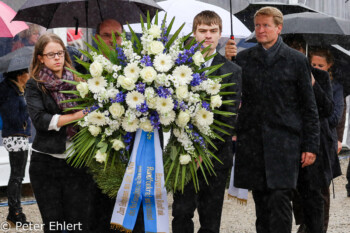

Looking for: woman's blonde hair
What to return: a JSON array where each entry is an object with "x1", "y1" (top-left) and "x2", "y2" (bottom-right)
[{"x1": 30, "y1": 33, "x2": 79, "y2": 83}]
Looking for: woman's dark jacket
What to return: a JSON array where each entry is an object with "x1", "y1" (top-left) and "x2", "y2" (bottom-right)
[
  {"x1": 300, "y1": 67, "x2": 334, "y2": 189},
  {"x1": 25, "y1": 78, "x2": 67, "y2": 154},
  {"x1": 0, "y1": 79, "x2": 31, "y2": 137},
  {"x1": 328, "y1": 79, "x2": 343, "y2": 179}
]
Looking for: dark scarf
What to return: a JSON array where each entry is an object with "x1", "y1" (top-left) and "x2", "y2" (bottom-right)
[
  {"x1": 259, "y1": 36, "x2": 283, "y2": 66},
  {"x1": 39, "y1": 66, "x2": 78, "y2": 139}
]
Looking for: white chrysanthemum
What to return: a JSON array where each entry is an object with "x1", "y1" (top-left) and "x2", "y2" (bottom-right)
[
  {"x1": 159, "y1": 110, "x2": 176, "y2": 126},
  {"x1": 154, "y1": 54, "x2": 173, "y2": 72},
  {"x1": 207, "y1": 82, "x2": 221, "y2": 95},
  {"x1": 156, "y1": 97, "x2": 174, "y2": 114},
  {"x1": 145, "y1": 87, "x2": 155, "y2": 99},
  {"x1": 106, "y1": 87, "x2": 119, "y2": 99},
  {"x1": 148, "y1": 24, "x2": 162, "y2": 38},
  {"x1": 122, "y1": 118, "x2": 139, "y2": 132},
  {"x1": 124, "y1": 63, "x2": 140, "y2": 81},
  {"x1": 76, "y1": 82, "x2": 89, "y2": 98},
  {"x1": 88, "y1": 125, "x2": 101, "y2": 136},
  {"x1": 95, "y1": 150, "x2": 107, "y2": 163},
  {"x1": 87, "y1": 111, "x2": 106, "y2": 126},
  {"x1": 140, "y1": 120, "x2": 153, "y2": 132},
  {"x1": 87, "y1": 76, "x2": 107, "y2": 94},
  {"x1": 126, "y1": 91, "x2": 145, "y2": 109},
  {"x1": 109, "y1": 103, "x2": 125, "y2": 118},
  {"x1": 89, "y1": 61, "x2": 103, "y2": 78},
  {"x1": 195, "y1": 108, "x2": 214, "y2": 126},
  {"x1": 179, "y1": 154, "x2": 191, "y2": 165},
  {"x1": 140, "y1": 66, "x2": 157, "y2": 83},
  {"x1": 111, "y1": 139, "x2": 125, "y2": 151},
  {"x1": 173, "y1": 65, "x2": 193, "y2": 86},
  {"x1": 210, "y1": 95, "x2": 222, "y2": 109}
]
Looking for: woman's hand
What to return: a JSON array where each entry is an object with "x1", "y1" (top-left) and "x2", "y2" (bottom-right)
[{"x1": 57, "y1": 110, "x2": 86, "y2": 127}]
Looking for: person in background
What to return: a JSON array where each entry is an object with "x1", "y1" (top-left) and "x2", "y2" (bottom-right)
[
  {"x1": 95, "y1": 19, "x2": 123, "y2": 48},
  {"x1": 0, "y1": 58, "x2": 31, "y2": 226},
  {"x1": 25, "y1": 33, "x2": 90, "y2": 232},
  {"x1": 309, "y1": 48, "x2": 343, "y2": 233},
  {"x1": 12, "y1": 24, "x2": 41, "y2": 51}
]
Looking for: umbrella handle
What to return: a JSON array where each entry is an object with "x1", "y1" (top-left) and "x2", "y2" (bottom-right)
[{"x1": 231, "y1": 35, "x2": 235, "y2": 40}]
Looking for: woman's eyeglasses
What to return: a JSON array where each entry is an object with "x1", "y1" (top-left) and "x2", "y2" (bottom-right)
[{"x1": 42, "y1": 50, "x2": 65, "y2": 59}]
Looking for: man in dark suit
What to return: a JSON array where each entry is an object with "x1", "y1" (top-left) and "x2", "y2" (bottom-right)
[
  {"x1": 172, "y1": 10, "x2": 242, "y2": 233},
  {"x1": 232, "y1": 7, "x2": 320, "y2": 233}
]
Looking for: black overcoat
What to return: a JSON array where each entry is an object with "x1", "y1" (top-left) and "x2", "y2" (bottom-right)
[{"x1": 234, "y1": 41, "x2": 320, "y2": 190}]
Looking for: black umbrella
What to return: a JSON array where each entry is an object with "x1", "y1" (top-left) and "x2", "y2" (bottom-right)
[
  {"x1": 13, "y1": 0, "x2": 163, "y2": 29},
  {"x1": 0, "y1": 46, "x2": 34, "y2": 73},
  {"x1": 282, "y1": 12, "x2": 350, "y2": 48},
  {"x1": 234, "y1": 1, "x2": 316, "y2": 31},
  {"x1": 330, "y1": 45, "x2": 350, "y2": 97},
  {"x1": 246, "y1": 12, "x2": 350, "y2": 49}
]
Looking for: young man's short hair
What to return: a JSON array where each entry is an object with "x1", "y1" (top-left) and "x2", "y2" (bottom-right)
[
  {"x1": 192, "y1": 10, "x2": 222, "y2": 33},
  {"x1": 254, "y1": 7, "x2": 283, "y2": 26}
]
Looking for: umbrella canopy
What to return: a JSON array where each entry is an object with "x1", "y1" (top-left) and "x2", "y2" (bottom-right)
[
  {"x1": 234, "y1": 1, "x2": 316, "y2": 31},
  {"x1": 330, "y1": 45, "x2": 350, "y2": 97},
  {"x1": 0, "y1": 46, "x2": 34, "y2": 73},
  {"x1": 13, "y1": 0, "x2": 163, "y2": 29},
  {"x1": 282, "y1": 12, "x2": 350, "y2": 47},
  {"x1": 0, "y1": 1, "x2": 28, "y2": 37},
  {"x1": 126, "y1": 0, "x2": 251, "y2": 38}
]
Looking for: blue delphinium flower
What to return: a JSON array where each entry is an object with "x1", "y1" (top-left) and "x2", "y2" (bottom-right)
[
  {"x1": 150, "y1": 111, "x2": 160, "y2": 129},
  {"x1": 140, "y1": 55, "x2": 153, "y2": 67},
  {"x1": 190, "y1": 73, "x2": 202, "y2": 87},
  {"x1": 84, "y1": 103, "x2": 99, "y2": 114},
  {"x1": 123, "y1": 133, "x2": 134, "y2": 151},
  {"x1": 173, "y1": 100, "x2": 179, "y2": 110},
  {"x1": 157, "y1": 86, "x2": 172, "y2": 98},
  {"x1": 136, "y1": 101, "x2": 149, "y2": 113},
  {"x1": 110, "y1": 91, "x2": 126, "y2": 103},
  {"x1": 179, "y1": 101, "x2": 188, "y2": 111},
  {"x1": 115, "y1": 46, "x2": 127, "y2": 66},
  {"x1": 202, "y1": 101, "x2": 210, "y2": 110},
  {"x1": 135, "y1": 82, "x2": 146, "y2": 94}
]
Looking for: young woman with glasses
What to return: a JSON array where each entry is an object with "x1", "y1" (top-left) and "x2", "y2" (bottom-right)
[{"x1": 25, "y1": 33, "x2": 91, "y2": 232}]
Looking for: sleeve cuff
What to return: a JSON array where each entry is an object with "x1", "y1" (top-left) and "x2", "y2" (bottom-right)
[{"x1": 48, "y1": 114, "x2": 61, "y2": 131}]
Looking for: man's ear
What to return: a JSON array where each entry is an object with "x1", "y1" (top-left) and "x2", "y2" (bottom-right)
[{"x1": 277, "y1": 24, "x2": 283, "y2": 35}]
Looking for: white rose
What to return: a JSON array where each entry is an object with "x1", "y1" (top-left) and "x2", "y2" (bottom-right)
[
  {"x1": 111, "y1": 139, "x2": 125, "y2": 151},
  {"x1": 89, "y1": 61, "x2": 103, "y2": 78},
  {"x1": 109, "y1": 103, "x2": 125, "y2": 118},
  {"x1": 176, "y1": 86, "x2": 189, "y2": 100},
  {"x1": 147, "y1": 97, "x2": 157, "y2": 109},
  {"x1": 88, "y1": 125, "x2": 101, "y2": 136},
  {"x1": 176, "y1": 111, "x2": 190, "y2": 127},
  {"x1": 210, "y1": 95, "x2": 222, "y2": 109},
  {"x1": 148, "y1": 25, "x2": 162, "y2": 38},
  {"x1": 179, "y1": 154, "x2": 191, "y2": 165},
  {"x1": 118, "y1": 75, "x2": 136, "y2": 91},
  {"x1": 192, "y1": 51, "x2": 205, "y2": 67},
  {"x1": 95, "y1": 150, "x2": 107, "y2": 163},
  {"x1": 140, "y1": 120, "x2": 153, "y2": 132},
  {"x1": 76, "y1": 82, "x2": 89, "y2": 98},
  {"x1": 148, "y1": 41, "x2": 164, "y2": 55},
  {"x1": 140, "y1": 67, "x2": 157, "y2": 83}
]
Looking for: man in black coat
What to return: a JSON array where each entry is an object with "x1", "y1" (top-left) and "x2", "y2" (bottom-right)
[
  {"x1": 172, "y1": 11, "x2": 242, "y2": 233},
  {"x1": 234, "y1": 7, "x2": 320, "y2": 233}
]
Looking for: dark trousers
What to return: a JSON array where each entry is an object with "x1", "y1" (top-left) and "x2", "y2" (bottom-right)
[
  {"x1": 293, "y1": 188, "x2": 324, "y2": 233},
  {"x1": 172, "y1": 169, "x2": 229, "y2": 233},
  {"x1": 7, "y1": 150, "x2": 28, "y2": 214},
  {"x1": 30, "y1": 151, "x2": 92, "y2": 232},
  {"x1": 320, "y1": 186, "x2": 330, "y2": 233},
  {"x1": 346, "y1": 158, "x2": 350, "y2": 193},
  {"x1": 252, "y1": 189, "x2": 293, "y2": 233}
]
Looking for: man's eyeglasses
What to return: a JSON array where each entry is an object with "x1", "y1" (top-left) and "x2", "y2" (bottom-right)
[{"x1": 42, "y1": 50, "x2": 65, "y2": 59}]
